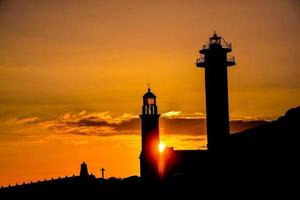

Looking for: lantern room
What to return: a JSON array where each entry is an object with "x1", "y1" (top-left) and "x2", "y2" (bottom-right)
[{"x1": 142, "y1": 88, "x2": 158, "y2": 115}]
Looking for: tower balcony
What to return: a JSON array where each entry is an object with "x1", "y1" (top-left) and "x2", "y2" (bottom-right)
[
  {"x1": 227, "y1": 55, "x2": 236, "y2": 66},
  {"x1": 196, "y1": 56, "x2": 205, "y2": 67},
  {"x1": 200, "y1": 41, "x2": 232, "y2": 54},
  {"x1": 196, "y1": 55, "x2": 236, "y2": 67}
]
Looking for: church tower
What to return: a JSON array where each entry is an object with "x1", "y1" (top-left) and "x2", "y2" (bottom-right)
[
  {"x1": 196, "y1": 32, "x2": 236, "y2": 152},
  {"x1": 139, "y1": 88, "x2": 160, "y2": 180}
]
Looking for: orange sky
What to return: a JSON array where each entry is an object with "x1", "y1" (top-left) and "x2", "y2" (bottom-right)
[{"x1": 0, "y1": 0, "x2": 300, "y2": 186}]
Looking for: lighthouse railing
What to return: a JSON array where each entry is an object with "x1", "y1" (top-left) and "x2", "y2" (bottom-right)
[
  {"x1": 201, "y1": 41, "x2": 232, "y2": 50},
  {"x1": 196, "y1": 55, "x2": 235, "y2": 63},
  {"x1": 196, "y1": 56, "x2": 205, "y2": 64},
  {"x1": 227, "y1": 55, "x2": 235, "y2": 63}
]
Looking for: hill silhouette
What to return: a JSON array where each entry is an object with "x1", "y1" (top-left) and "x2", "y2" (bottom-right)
[
  {"x1": 0, "y1": 106, "x2": 299, "y2": 198},
  {"x1": 226, "y1": 106, "x2": 300, "y2": 194},
  {"x1": 232, "y1": 106, "x2": 300, "y2": 145},
  {"x1": 229, "y1": 105, "x2": 299, "y2": 175}
]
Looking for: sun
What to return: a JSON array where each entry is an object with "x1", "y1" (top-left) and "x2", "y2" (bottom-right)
[{"x1": 159, "y1": 143, "x2": 166, "y2": 153}]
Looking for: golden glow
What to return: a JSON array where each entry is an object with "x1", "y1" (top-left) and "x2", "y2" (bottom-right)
[
  {"x1": 159, "y1": 143, "x2": 166, "y2": 153},
  {"x1": 0, "y1": 0, "x2": 299, "y2": 186}
]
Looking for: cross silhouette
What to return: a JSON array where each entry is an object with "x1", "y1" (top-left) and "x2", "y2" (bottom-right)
[{"x1": 101, "y1": 168, "x2": 105, "y2": 179}]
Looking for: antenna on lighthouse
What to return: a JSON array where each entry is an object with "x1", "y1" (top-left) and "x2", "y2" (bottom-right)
[{"x1": 147, "y1": 82, "x2": 151, "y2": 91}]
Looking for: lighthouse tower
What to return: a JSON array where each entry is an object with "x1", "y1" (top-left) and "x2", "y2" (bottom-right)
[
  {"x1": 196, "y1": 32, "x2": 236, "y2": 152},
  {"x1": 139, "y1": 88, "x2": 160, "y2": 180}
]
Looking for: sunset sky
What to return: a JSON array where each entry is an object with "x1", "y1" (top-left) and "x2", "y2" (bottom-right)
[{"x1": 0, "y1": 0, "x2": 300, "y2": 186}]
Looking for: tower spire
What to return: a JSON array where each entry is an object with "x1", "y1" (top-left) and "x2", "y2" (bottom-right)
[{"x1": 147, "y1": 83, "x2": 151, "y2": 92}]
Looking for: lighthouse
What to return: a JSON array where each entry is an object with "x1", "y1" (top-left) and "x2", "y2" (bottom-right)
[
  {"x1": 196, "y1": 32, "x2": 236, "y2": 152},
  {"x1": 139, "y1": 88, "x2": 160, "y2": 180}
]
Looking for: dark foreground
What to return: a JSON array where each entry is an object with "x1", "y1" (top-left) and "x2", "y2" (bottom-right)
[{"x1": 1, "y1": 106, "x2": 299, "y2": 198}]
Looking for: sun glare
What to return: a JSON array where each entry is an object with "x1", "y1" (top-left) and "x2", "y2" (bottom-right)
[{"x1": 159, "y1": 143, "x2": 166, "y2": 153}]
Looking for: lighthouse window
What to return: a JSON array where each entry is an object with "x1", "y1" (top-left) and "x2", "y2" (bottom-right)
[{"x1": 147, "y1": 98, "x2": 154, "y2": 105}]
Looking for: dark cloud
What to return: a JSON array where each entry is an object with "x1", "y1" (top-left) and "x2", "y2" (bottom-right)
[
  {"x1": 7, "y1": 111, "x2": 267, "y2": 137},
  {"x1": 114, "y1": 119, "x2": 140, "y2": 132},
  {"x1": 70, "y1": 119, "x2": 114, "y2": 127},
  {"x1": 161, "y1": 118, "x2": 206, "y2": 135}
]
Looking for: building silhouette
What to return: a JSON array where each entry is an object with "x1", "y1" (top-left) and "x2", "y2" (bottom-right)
[
  {"x1": 139, "y1": 87, "x2": 211, "y2": 179},
  {"x1": 196, "y1": 32, "x2": 235, "y2": 151},
  {"x1": 80, "y1": 162, "x2": 89, "y2": 177},
  {"x1": 139, "y1": 33, "x2": 299, "y2": 187},
  {"x1": 139, "y1": 88, "x2": 160, "y2": 180},
  {"x1": 139, "y1": 33, "x2": 236, "y2": 178}
]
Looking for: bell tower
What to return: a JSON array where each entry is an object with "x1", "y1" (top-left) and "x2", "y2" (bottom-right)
[
  {"x1": 196, "y1": 32, "x2": 236, "y2": 152},
  {"x1": 139, "y1": 88, "x2": 160, "y2": 180}
]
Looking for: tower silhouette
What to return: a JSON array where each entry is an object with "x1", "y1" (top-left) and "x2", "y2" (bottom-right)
[
  {"x1": 139, "y1": 88, "x2": 160, "y2": 180},
  {"x1": 80, "y1": 162, "x2": 89, "y2": 177},
  {"x1": 196, "y1": 32, "x2": 236, "y2": 151}
]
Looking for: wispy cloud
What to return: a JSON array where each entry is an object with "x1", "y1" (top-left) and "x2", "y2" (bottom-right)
[
  {"x1": 6, "y1": 111, "x2": 139, "y2": 137},
  {"x1": 37, "y1": 111, "x2": 139, "y2": 136},
  {"x1": 161, "y1": 111, "x2": 182, "y2": 118},
  {"x1": 59, "y1": 111, "x2": 138, "y2": 125},
  {"x1": 7, "y1": 116, "x2": 41, "y2": 124},
  {"x1": 6, "y1": 111, "x2": 266, "y2": 138},
  {"x1": 161, "y1": 111, "x2": 205, "y2": 119},
  {"x1": 1, "y1": 110, "x2": 268, "y2": 159}
]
